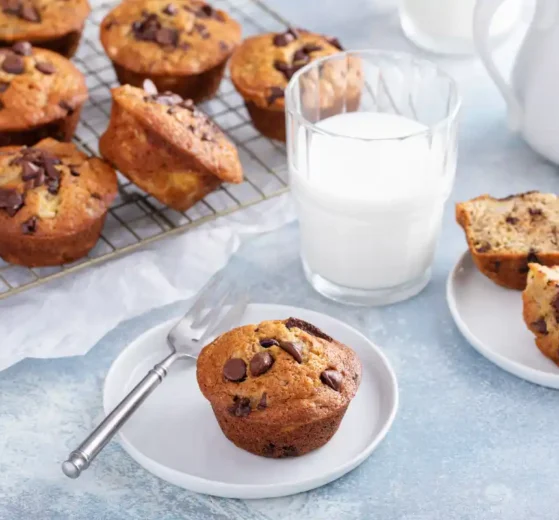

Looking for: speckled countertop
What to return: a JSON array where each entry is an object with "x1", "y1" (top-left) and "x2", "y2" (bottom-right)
[{"x1": 1, "y1": 1, "x2": 559, "y2": 519}]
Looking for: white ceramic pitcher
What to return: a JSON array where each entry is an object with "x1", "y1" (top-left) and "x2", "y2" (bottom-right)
[{"x1": 474, "y1": 0, "x2": 559, "y2": 163}]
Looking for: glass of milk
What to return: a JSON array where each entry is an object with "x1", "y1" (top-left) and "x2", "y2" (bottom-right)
[
  {"x1": 285, "y1": 51, "x2": 460, "y2": 306},
  {"x1": 400, "y1": 0, "x2": 522, "y2": 55}
]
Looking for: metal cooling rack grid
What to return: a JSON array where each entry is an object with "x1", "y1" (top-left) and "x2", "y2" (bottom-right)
[{"x1": 0, "y1": 0, "x2": 291, "y2": 299}]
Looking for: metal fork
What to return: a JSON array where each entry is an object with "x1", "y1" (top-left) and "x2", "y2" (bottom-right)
[{"x1": 62, "y1": 274, "x2": 248, "y2": 479}]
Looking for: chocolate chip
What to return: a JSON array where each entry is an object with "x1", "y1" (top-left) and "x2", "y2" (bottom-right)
[
  {"x1": 35, "y1": 62, "x2": 56, "y2": 75},
  {"x1": 194, "y1": 4, "x2": 223, "y2": 20},
  {"x1": 303, "y1": 43, "x2": 322, "y2": 53},
  {"x1": 193, "y1": 22, "x2": 210, "y2": 39},
  {"x1": 1, "y1": 0, "x2": 20, "y2": 16},
  {"x1": 273, "y1": 31, "x2": 296, "y2": 47},
  {"x1": 278, "y1": 340, "x2": 303, "y2": 363},
  {"x1": 132, "y1": 13, "x2": 162, "y2": 42},
  {"x1": 12, "y1": 41, "x2": 31, "y2": 56},
  {"x1": 162, "y1": 3, "x2": 177, "y2": 15},
  {"x1": 262, "y1": 443, "x2": 275, "y2": 456},
  {"x1": 223, "y1": 358, "x2": 246, "y2": 382},
  {"x1": 33, "y1": 169, "x2": 44, "y2": 187},
  {"x1": 46, "y1": 177, "x2": 60, "y2": 195},
  {"x1": 280, "y1": 446, "x2": 298, "y2": 458},
  {"x1": 178, "y1": 42, "x2": 191, "y2": 51},
  {"x1": 21, "y1": 216, "x2": 37, "y2": 234},
  {"x1": 58, "y1": 100, "x2": 74, "y2": 115},
  {"x1": 531, "y1": 318, "x2": 548, "y2": 335},
  {"x1": 505, "y1": 215, "x2": 518, "y2": 225},
  {"x1": 257, "y1": 392, "x2": 267, "y2": 410},
  {"x1": 2, "y1": 54, "x2": 24, "y2": 74},
  {"x1": 529, "y1": 207, "x2": 543, "y2": 217},
  {"x1": 21, "y1": 160, "x2": 40, "y2": 180},
  {"x1": 325, "y1": 36, "x2": 343, "y2": 50},
  {"x1": 70, "y1": 167, "x2": 80, "y2": 177},
  {"x1": 527, "y1": 249, "x2": 540, "y2": 265},
  {"x1": 321, "y1": 369, "x2": 342, "y2": 391},
  {"x1": 250, "y1": 352, "x2": 274, "y2": 376},
  {"x1": 274, "y1": 60, "x2": 296, "y2": 80},
  {"x1": 20, "y1": 3, "x2": 40, "y2": 22},
  {"x1": 155, "y1": 27, "x2": 178, "y2": 46},
  {"x1": 218, "y1": 40, "x2": 229, "y2": 52},
  {"x1": 476, "y1": 242, "x2": 491, "y2": 253},
  {"x1": 142, "y1": 78, "x2": 158, "y2": 95},
  {"x1": 0, "y1": 188, "x2": 23, "y2": 216},
  {"x1": 260, "y1": 338, "x2": 279, "y2": 348},
  {"x1": 492, "y1": 261, "x2": 501, "y2": 273},
  {"x1": 285, "y1": 317, "x2": 333, "y2": 341},
  {"x1": 292, "y1": 48, "x2": 310, "y2": 65},
  {"x1": 0, "y1": 81, "x2": 9, "y2": 93},
  {"x1": 228, "y1": 396, "x2": 251, "y2": 417},
  {"x1": 44, "y1": 158, "x2": 60, "y2": 179}
]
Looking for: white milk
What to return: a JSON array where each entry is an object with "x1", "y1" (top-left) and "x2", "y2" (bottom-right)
[
  {"x1": 291, "y1": 112, "x2": 453, "y2": 294},
  {"x1": 401, "y1": 0, "x2": 522, "y2": 52}
]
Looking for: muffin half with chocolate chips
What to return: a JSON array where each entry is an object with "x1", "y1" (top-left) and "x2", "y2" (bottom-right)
[
  {"x1": 523, "y1": 263, "x2": 559, "y2": 366},
  {"x1": 456, "y1": 192, "x2": 559, "y2": 290},
  {"x1": 0, "y1": 138, "x2": 117, "y2": 266},
  {"x1": 229, "y1": 28, "x2": 359, "y2": 141},
  {"x1": 197, "y1": 317, "x2": 361, "y2": 458},
  {"x1": 100, "y1": 0, "x2": 241, "y2": 102},
  {"x1": 0, "y1": 0, "x2": 90, "y2": 57},
  {"x1": 0, "y1": 42, "x2": 88, "y2": 146},
  {"x1": 99, "y1": 81, "x2": 242, "y2": 211}
]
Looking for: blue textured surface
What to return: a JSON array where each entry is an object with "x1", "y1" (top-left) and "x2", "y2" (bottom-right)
[{"x1": 2, "y1": 1, "x2": 559, "y2": 519}]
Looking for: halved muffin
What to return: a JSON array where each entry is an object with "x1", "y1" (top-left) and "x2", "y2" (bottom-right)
[
  {"x1": 456, "y1": 192, "x2": 559, "y2": 290},
  {"x1": 522, "y1": 263, "x2": 559, "y2": 366},
  {"x1": 99, "y1": 82, "x2": 242, "y2": 212}
]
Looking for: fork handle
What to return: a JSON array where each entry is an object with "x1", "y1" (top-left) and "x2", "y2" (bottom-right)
[{"x1": 62, "y1": 351, "x2": 178, "y2": 479}]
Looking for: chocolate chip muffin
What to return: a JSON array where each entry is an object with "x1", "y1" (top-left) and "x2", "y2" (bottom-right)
[
  {"x1": 0, "y1": 138, "x2": 117, "y2": 266},
  {"x1": 523, "y1": 263, "x2": 559, "y2": 366},
  {"x1": 0, "y1": 42, "x2": 88, "y2": 147},
  {"x1": 229, "y1": 29, "x2": 360, "y2": 141},
  {"x1": 456, "y1": 192, "x2": 559, "y2": 290},
  {"x1": 100, "y1": 0, "x2": 241, "y2": 103},
  {"x1": 99, "y1": 81, "x2": 242, "y2": 212},
  {"x1": 197, "y1": 317, "x2": 361, "y2": 458},
  {"x1": 0, "y1": 0, "x2": 90, "y2": 57}
]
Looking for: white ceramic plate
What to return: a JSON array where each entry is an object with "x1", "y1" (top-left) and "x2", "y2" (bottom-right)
[
  {"x1": 447, "y1": 252, "x2": 559, "y2": 389},
  {"x1": 103, "y1": 303, "x2": 399, "y2": 499}
]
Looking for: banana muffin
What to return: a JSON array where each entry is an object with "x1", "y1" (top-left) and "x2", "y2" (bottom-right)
[
  {"x1": 197, "y1": 317, "x2": 361, "y2": 458},
  {"x1": 456, "y1": 191, "x2": 559, "y2": 290},
  {"x1": 0, "y1": 42, "x2": 88, "y2": 147},
  {"x1": 99, "y1": 81, "x2": 242, "y2": 212},
  {"x1": 0, "y1": 0, "x2": 90, "y2": 57},
  {"x1": 100, "y1": 0, "x2": 241, "y2": 103},
  {"x1": 523, "y1": 263, "x2": 559, "y2": 366},
  {"x1": 0, "y1": 138, "x2": 117, "y2": 266},
  {"x1": 229, "y1": 29, "x2": 360, "y2": 141}
]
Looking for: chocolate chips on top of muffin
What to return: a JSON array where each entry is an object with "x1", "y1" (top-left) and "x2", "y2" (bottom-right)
[{"x1": 1, "y1": 0, "x2": 41, "y2": 23}]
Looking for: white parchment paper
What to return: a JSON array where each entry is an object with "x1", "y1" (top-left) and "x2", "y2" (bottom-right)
[{"x1": 0, "y1": 194, "x2": 295, "y2": 372}]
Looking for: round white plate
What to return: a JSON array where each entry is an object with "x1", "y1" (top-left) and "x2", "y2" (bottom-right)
[
  {"x1": 447, "y1": 252, "x2": 559, "y2": 389},
  {"x1": 103, "y1": 303, "x2": 399, "y2": 499}
]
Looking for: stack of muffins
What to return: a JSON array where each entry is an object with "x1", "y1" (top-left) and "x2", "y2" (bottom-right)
[{"x1": 0, "y1": 0, "x2": 349, "y2": 268}]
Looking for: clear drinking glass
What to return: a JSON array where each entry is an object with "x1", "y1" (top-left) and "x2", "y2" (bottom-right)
[{"x1": 285, "y1": 51, "x2": 460, "y2": 306}]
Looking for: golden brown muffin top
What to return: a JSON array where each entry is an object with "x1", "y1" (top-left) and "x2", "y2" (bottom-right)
[
  {"x1": 0, "y1": 0, "x2": 90, "y2": 41},
  {"x1": 111, "y1": 82, "x2": 243, "y2": 184},
  {"x1": 229, "y1": 29, "x2": 346, "y2": 111},
  {"x1": 0, "y1": 43, "x2": 88, "y2": 131},
  {"x1": 0, "y1": 138, "x2": 117, "y2": 237},
  {"x1": 100, "y1": 0, "x2": 241, "y2": 76},
  {"x1": 197, "y1": 318, "x2": 361, "y2": 423}
]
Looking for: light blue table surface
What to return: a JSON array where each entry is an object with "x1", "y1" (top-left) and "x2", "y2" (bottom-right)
[{"x1": 2, "y1": 1, "x2": 559, "y2": 519}]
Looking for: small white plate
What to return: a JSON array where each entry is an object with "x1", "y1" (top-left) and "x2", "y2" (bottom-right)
[
  {"x1": 447, "y1": 252, "x2": 559, "y2": 389},
  {"x1": 103, "y1": 303, "x2": 399, "y2": 499}
]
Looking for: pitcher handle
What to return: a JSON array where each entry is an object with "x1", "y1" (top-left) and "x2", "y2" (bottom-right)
[{"x1": 473, "y1": 0, "x2": 522, "y2": 130}]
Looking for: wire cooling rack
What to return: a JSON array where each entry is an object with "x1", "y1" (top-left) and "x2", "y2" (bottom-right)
[{"x1": 0, "y1": 0, "x2": 290, "y2": 300}]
